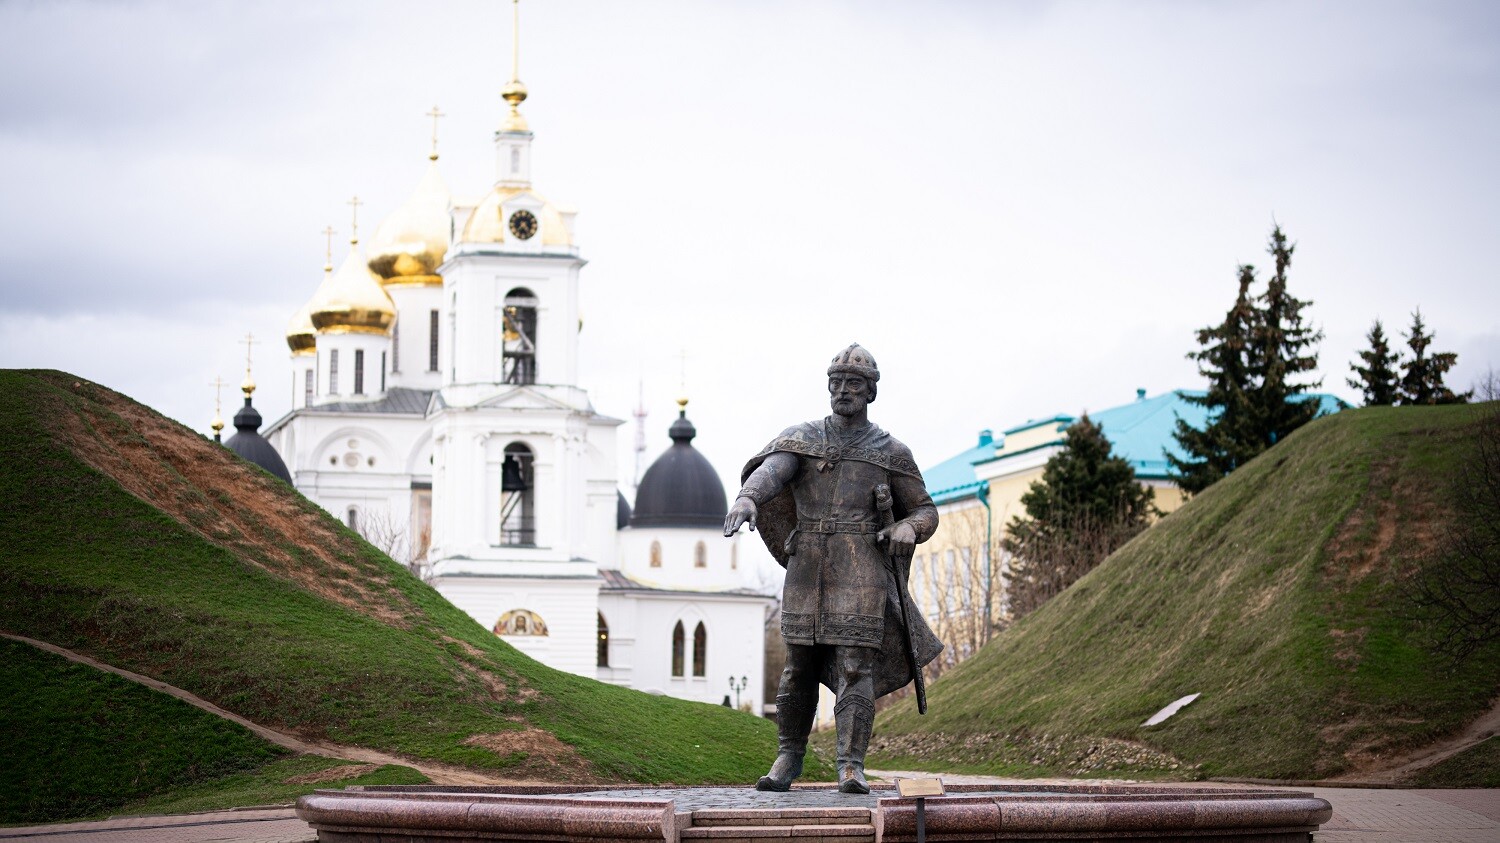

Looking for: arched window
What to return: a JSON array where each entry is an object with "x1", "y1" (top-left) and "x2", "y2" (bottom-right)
[
  {"x1": 649, "y1": 540, "x2": 662, "y2": 568},
  {"x1": 502, "y1": 287, "x2": 538, "y2": 385},
  {"x1": 694, "y1": 541, "x2": 707, "y2": 568},
  {"x1": 494, "y1": 609, "x2": 548, "y2": 636},
  {"x1": 692, "y1": 622, "x2": 707, "y2": 677},
  {"x1": 346, "y1": 506, "x2": 359, "y2": 531},
  {"x1": 500, "y1": 442, "x2": 535, "y2": 546},
  {"x1": 596, "y1": 612, "x2": 610, "y2": 667},
  {"x1": 671, "y1": 621, "x2": 685, "y2": 677}
]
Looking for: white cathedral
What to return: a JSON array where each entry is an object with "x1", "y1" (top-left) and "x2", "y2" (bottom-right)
[{"x1": 256, "y1": 49, "x2": 769, "y2": 714}]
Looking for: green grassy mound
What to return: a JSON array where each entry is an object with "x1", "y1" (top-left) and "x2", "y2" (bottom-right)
[
  {"x1": 1405, "y1": 737, "x2": 1500, "y2": 788},
  {"x1": 0, "y1": 370, "x2": 811, "y2": 821},
  {"x1": 872, "y1": 403, "x2": 1500, "y2": 781},
  {"x1": 1, "y1": 637, "x2": 283, "y2": 823},
  {"x1": 0, "y1": 639, "x2": 426, "y2": 825},
  {"x1": 111, "y1": 755, "x2": 429, "y2": 819}
]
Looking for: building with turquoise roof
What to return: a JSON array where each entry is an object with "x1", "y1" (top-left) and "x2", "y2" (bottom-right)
[{"x1": 909, "y1": 388, "x2": 1347, "y2": 672}]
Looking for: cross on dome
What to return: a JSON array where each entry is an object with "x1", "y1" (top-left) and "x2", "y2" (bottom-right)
[
  {"x1": 426, "y1": 105, "x2": 445, "y2": 161},
  {"x1": 347, "y1": 195, "x2": 363, "y2": 245},
  {"x1": 210, "y1": 375, "x2": 226, "y2": 441},
  {"x1": 321, "y1": 225, "x2": 336, "y2": 271},
  {"x1": 500, "y1": 0, "x2": 530, "y2": 132},
  {"x1": 239, "y1": 332, "x2": 259, "y2": 396}
]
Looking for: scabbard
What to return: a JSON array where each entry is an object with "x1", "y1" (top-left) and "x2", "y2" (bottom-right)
[
  {"x1": 875, "y1": 485, "x2": 928, "y2": 715},
  {"x1": 892, "y1": 557, "x2": 928, "y2": 714}
]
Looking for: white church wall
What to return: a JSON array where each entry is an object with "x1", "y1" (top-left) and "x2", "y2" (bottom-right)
[
  {"x1": 595, "y1": 591, "x2": 635, "y2": 687},
  {"x1": 386, "y1": 284, "x2": 443, "y2": 391},
  {"x1": 314, "y1": 332, "x2": 391, "y2": 401},
  {"x1": 438, "y1": 574, "x2": 601, "y2": 679},
  {"x1": 618, "y1": 527, "x2": 746, "y2": 592},
  {"x1": 289, "y1": 355, "x2": 316, "y2": 410},
  {"x1": 599, "y1": 591, "x2": 768, "y2": 713}
]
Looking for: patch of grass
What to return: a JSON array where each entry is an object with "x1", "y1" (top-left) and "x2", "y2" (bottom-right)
[
  {"x1": 874, "y1": 404, "x2": 1500, "y2": 781},
  {"x1": 0, "y1": 639, "x2": 286, "y2": 825},
  {"x1": 112, "y1": 756, "x2": 429, "y2": 818},
  {"x1": 1404, "y1": 737, "x2": 1500, "y2": 788},
  {"x1": 0, "y1": 370, "x2": 823, "y2": 822}
]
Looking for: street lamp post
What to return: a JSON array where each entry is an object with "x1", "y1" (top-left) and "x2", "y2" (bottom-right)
[{"x1": 728, "y1": 675, "x2": 748, "y2": 709}]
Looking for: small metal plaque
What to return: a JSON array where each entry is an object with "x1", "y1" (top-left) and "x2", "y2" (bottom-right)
[{"x1": 896, "y1": 777, "x2": 945, "y2": 798}]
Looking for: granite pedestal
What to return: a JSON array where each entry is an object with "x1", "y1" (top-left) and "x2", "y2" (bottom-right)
[{"x1": 295, "y1": 783, "x2": 1332, "y2": 842}]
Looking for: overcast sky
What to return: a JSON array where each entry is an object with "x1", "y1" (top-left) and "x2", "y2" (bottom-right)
[{"x1": 2, "y1": 0, "x2": 1497, "y2": 511}]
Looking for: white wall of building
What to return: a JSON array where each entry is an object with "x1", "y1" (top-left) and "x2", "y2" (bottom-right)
[
  {"x1": 598, "y1": 589, "x2": 769, "y2": 713},
  {"x1": 442, "y1": 574, "x2": 602, "y2": 679}
]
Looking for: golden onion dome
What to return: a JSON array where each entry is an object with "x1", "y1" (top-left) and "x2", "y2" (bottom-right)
[
  {"x1": 367, "y1": 160, "x2": 452, "y2": 285},
  {"x1": 309, "y1": 246, "x2": 396, "y2": 335},
  {"x1": 284, "y1": 274, "x2": 322, "y2": 356},
  {"x1": 458, "y1": 186, "x2": 572, "y2": 247}
]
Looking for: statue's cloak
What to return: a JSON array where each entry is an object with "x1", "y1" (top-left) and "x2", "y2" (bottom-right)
[{"x1": 742, "y1": 419, "x2": 943, "y2": 699}]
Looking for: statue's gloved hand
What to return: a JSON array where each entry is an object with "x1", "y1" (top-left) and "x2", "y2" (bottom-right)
[
  {"x1": 878, "y1": 521, "x2": 916, "y2": 558},
  {"x1": 724, "y1": 496, "x2": 758, "y2": 536}
]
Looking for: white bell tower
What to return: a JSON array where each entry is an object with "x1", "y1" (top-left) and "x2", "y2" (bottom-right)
[{"x1": 425, "y1": 0, "x2": 620, "y2": 681}]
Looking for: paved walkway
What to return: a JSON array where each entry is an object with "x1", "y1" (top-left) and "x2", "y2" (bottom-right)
[{"x1": 2, "y1": 780, "x2": 1494, "y2": 842}]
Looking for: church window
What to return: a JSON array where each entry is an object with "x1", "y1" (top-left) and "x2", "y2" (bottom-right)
[
  {"x1": 329, "y1": 349, "x2": 339, "y2": 394},
  {"x1": 391, "y1": 320, "x2": 399, "y2": 372},
  {"x1": 510, "y1": 146, "x2": 520, "y2": 174},
  {"x1": 650, "y1": 540, "x2": 662, "y2": 567},
  {"x1": 380, "y1": 352, "x2": 386, "y2": 392},
  {"x1": 671, "y1": 621, "x2": 685, "y2": 677},
  {"x1": 354, "y1": 349, "x2": 365, "y2": 395},
  {"x1": 597, "y1": 612, "x2": 610, "y2": 667},
  {"x1": 494, "y1": 609, "x2": 548, "y2": 636},
  {"x1": 694, "y1": 541, "x2": 707, "y2": 568},
  {"x1": 303, "y1": 369, "x2": 313, "y2": 407},
  {"x1": 692, "y1": 622, "x2": 707, "y2": 677},
  {"x1": 502, "y1": 288, "x2": 538, "y2": 385},
  {"x1": 428, "y1": 309, "x2": 440, "y2": 372},
  {"x1": 346, "y1": 506, "x2": 358, "y2": 530},
  {"x1": 500, "y1": 442, "x2": 535, "y2": 546}
]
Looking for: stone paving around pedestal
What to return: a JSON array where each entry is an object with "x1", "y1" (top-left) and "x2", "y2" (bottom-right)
[{"x1": 552, "y1": 786, "x2": 1050, "y2": 811}]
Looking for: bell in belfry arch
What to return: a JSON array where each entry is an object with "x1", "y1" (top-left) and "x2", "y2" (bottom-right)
[{"x1": 501, "y1": 453, "x2": 528, "y2": 491}]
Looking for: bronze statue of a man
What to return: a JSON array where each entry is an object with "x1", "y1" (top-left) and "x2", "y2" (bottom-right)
[{"x1": 724, "y1": 343, "x2": 941, "y2": 794}]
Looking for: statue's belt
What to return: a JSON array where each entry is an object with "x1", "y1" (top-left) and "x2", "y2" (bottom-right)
[{"x1": 795, "y1": 519, "x2": 883, "y2": 535}]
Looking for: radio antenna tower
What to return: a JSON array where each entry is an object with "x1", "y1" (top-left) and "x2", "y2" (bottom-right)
[{"x1": 632, "y1": 378, "x2": 648, "y2": 491}]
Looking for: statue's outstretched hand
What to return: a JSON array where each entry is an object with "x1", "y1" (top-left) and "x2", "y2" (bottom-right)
[
  {"x1": 878, "y1": 521, "x2": 916, "y2": 559},
  {"x1": 724, "y1": 496, "x2": 757, "y2": 536}
]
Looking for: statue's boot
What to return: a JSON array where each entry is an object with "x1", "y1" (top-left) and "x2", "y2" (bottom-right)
[
  {"x1": 756, "y1": 693, "x2": 815, "y2": 791},
  {"x1": 835, "y1": 695, "x2": 874, "y2": 795}
]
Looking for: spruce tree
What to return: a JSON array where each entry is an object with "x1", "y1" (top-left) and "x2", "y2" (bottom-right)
[
  {"x1": 1008, "y1": 415, "x2": 1156, "y2": 534},
  {"x1": 1168, "y1": 265, "x2": 1260, "y2": 494},
  {"x1": 1003, "y1": 415, "x2": 1156, "y2": 617},
  {"x1": 1171, "y1": 226, "x2": 1326, "y2": 494},
  {"x1": 1249, "y1": 226, "x2": 1323, "y2": 444},
  {"x1": 1347, "y1": 319, "x2": 1400, "y2": 406},
  {"x1": 1400, "y1": 308, "x2": 1470, "y2": 405}
]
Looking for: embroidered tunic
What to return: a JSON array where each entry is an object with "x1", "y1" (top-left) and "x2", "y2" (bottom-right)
[{"x1": 742, "y1": 418, "x2": 943, "y2": 697}]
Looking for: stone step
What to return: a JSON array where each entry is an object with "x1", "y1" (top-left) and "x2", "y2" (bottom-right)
[
  {"x1": 691, "y1": 808, "x2": 872, "y2": 827},
  {"x1": 680, "y1": 823, "x2": 875, "y2": 843}
]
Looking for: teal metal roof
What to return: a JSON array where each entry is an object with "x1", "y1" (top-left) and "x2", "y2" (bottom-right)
[
  {"x1": 925, "y1": 430, "x2": 996, "y2": 506},
  {"x1": 922, "y1": 390, "x2": 1349, "y2": 500},
  {"x1": 1001, "y1": 415, "x2": 1074, "y2": 436}
]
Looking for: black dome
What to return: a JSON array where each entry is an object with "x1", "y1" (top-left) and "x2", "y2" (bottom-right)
[
  {"x1": 616, "y1": 490, "x2": 633, "y2": 530},
  {"x1": 630, "y1": 409, "x2": 727, "y2": 529},
  {"x1": 223, "y1": 397, "x2": 293, "y2": 484}
]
